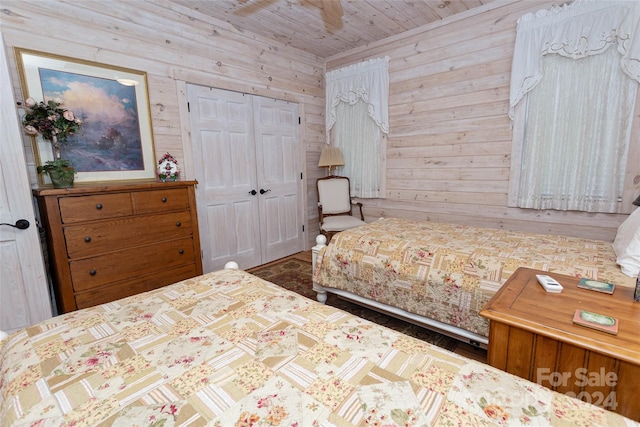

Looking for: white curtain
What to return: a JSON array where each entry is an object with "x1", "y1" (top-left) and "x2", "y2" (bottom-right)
[
  {"x1": 518, "y1": 48, "x2": 636, "y2": 212},
  {"x1": 333, "y1": 100, "x2": 382, "y2": 198},
  {"x1": 326, "y1": 57, "x2": 389, "y2": 198},
  {"x1": 509, "y1": 0, "x2": 639, "y2": 213},
  {"x1": 509, "y1": 0, "x2": 640, "y2": 119}
]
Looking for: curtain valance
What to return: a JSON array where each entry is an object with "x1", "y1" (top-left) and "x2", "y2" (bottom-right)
[
  {"x1": 509, "y1": 0, "x2": 640, "y2": 119},
  {"x1": 325, "y1": 56, "x2": 389, "y2": 143}
]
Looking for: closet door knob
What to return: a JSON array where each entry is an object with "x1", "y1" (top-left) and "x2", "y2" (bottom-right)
[
  {"x1": 249, "y1": 190, "x2": 257, "y2": 195},
  {"x1": 260, "y1": 188, "x2": 271, "y2": 195}
]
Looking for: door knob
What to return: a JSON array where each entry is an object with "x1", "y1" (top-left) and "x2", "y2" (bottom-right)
[
  {"x1": 0, "y1": 219, "x2": 30, "y2": 230},
  {"x1": 260, "y1": 189, "x2": 271, "y2": 195},
  {"x1": 249, "y1": 189, "x2": 257, "y2": 195}
]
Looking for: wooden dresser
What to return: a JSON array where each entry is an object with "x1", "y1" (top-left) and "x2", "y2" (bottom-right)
[
  {"x1": 34, "y1": 180, "x2": 203, "y2": 313},
  {"x1": 480, "y1": 267, "x2": 640, "y2": 420}
]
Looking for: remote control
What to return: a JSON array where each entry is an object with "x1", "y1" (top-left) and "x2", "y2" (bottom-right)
[{"x1": 536, "y1": 274, "x2": 563, "y2": 293}]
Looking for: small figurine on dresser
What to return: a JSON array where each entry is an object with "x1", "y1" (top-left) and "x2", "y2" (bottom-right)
[{"x1": 157, "y1": 152, "x2": 179, "y2": 182}]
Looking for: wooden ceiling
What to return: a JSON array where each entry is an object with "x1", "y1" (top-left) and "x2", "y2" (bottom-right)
[{"x1": 169, "y1": 0, "x2": 497, "y2": 58}]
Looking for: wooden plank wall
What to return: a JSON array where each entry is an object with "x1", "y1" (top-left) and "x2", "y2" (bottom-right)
[
  {"x1": 0, "y1": 0, "x2": 326, "y2": 248},
  {"x1": 2, "y1": 0, "x2": 637, "y2": 246},
  {"x1": 327, "y1": 0, "x2": 639, "y2": 241}
]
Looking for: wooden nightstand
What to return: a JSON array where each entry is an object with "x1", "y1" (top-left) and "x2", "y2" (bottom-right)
[{"x1": 479, "y1": 267, "x2": 640, "y2": 420}]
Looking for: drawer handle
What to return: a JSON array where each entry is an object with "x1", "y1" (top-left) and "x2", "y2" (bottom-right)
[
  {"x1": 176, "y1": 221, "x2": 182, "y2": 227},
  {"x1": 179, "y1": 249, "x2": 184, "y2": 255},
  {"x1": 96, "y1": 203, "x2": 103, "y2": 210},
  {"x1": 162, "y1": 197, "x2": 167, "y2": 203},
  {"x1": 84, "y1": 236, "x2": 92, "y2": 243},
  {"x1": 89, "y1": 269, "x2": 97, "y2": 276}
]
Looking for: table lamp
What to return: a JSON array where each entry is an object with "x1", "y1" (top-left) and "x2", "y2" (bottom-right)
[{"x1": 318, "y1": 146, "x2": 344, "y2": 176}]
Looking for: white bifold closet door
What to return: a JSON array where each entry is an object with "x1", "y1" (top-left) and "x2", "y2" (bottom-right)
[{"x1": 187, "y1": 85, "x2": 304, "y2": 272}]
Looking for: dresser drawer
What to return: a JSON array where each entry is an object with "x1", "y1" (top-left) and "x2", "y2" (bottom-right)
[
  {"x1": 59, "y1": 193, "x2": 133, "y2": 223},
  {"x1": 74, "y1": 263, "x2": 199, "y2": 309},
  {"x1": 70, "y1": 237, "x2": 196, "y2": 292},
  {"x1": 133, "y1": 188, "x2": 190, "y2": 214},
  {"x1": 64, "y1": 211, "x2": 193, "y2": 258}
]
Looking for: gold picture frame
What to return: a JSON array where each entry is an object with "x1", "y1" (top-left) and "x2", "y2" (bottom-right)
[{"x1": 15, "y1": 48, "x2": 156, "y2": 184}]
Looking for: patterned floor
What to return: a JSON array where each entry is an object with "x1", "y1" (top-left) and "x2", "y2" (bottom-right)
[{"x1": 248, "y1": 256, "x2": 465, "y2": 353}]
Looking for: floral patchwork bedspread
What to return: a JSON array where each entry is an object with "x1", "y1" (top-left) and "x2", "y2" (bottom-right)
[
  {"x1": 1, "y1": 269, "x2": 634, "y2": 426},
  {"x1": 313, "y1": 218, "x2": 634, "y2": 338}
]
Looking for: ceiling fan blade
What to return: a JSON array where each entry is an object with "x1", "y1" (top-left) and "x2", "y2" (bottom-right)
[
  {"x1": 238, "y1": 0, "x2": 344, "y2": 32},
  {"x1": 234, "y1": 0, "x2": 280, "y2": 17},
  {"x1": 320, "y1": 0, "x2": 343, "y2": 30}
]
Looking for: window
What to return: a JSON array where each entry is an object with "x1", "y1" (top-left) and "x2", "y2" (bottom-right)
[
  {"x1": 516, "y1": 48, "x2": 636, "y2": 212},
  {"x1": 508, "y1": 0, "x2": 640, "y2": 213},
  {"x1": 325, "y1": 57, "x2": 389, "y2": 198},
  {"x1": 332, "y1": 99, "x2": 386, "y2": 198}
]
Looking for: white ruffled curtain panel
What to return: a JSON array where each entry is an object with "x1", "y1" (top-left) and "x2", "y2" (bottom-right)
[
  {"x1": 509, "y1": 0, "x2": 640, "y2": 119},
  {"x1": 332, "y1": 100, "x2": 383, "y2": 198},
  {"x1": 325, "y1": 57, "x2": 389, "y2": 198},
  {"x1": 325, "y1": 56, "x2": 390, "y2": 140},
  {"x1": 517, "y1": 48, "x2": 636, "y2": 212}
]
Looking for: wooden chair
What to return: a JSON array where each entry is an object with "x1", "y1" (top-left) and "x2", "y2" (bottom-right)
[{"x1": 317, "y1": 175, "x2": 366, "y2": 241}]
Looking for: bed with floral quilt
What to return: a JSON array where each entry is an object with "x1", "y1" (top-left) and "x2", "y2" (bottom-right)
[
  {"x1": 312, "y1": 218, "x2": 635, "y2": 346},
  {"x1": 1, "y1": 267, "x2": 636, "y2": 426}
]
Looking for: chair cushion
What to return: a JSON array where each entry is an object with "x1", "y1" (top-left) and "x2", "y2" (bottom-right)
[{"x1": 321, "y1": 215, "x2": 366, "y2": 232}]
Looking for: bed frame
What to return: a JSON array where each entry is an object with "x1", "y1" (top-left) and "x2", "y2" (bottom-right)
[{"x1": 311, "y1": 234, "x2": 489, "y2": 349}]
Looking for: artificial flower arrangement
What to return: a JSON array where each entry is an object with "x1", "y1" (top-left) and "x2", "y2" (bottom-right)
[
  {"x1": 21, "y1": 97, "x2": 82, "y2": 187},
  {"x1": 157, "y1": 152, "x2": 180, "y2": 181}
]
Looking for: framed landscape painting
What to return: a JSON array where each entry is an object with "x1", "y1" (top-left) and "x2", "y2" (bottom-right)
[{"x1": 15, "y1": 48, "x2": 156, "y2": 184}]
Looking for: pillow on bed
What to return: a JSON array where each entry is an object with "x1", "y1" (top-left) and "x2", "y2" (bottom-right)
[{"x1": 613, "y1": 207, "x2": 640, "y2": 277}]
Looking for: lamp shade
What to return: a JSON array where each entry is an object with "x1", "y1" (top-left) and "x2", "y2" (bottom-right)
[
  {"x1": 633, "y1": 195, "x2": 640, "y2": 206},
  {"x1": 318, "y1": 146, "x2": 344, "y2": 168}
]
